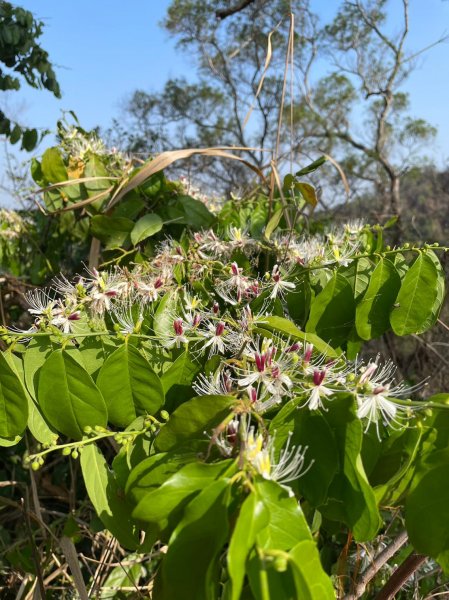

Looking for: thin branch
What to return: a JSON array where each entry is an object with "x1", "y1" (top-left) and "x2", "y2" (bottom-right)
[
  {"x1": 411, "y1": 334, "x2": 449, "y2": 368},
  {"x1": 216, "y1": 0, "x2": 255, "y2": 20},
  {"x1": 375, "y1": 552, "x2": 427, "y2": 600},
  {"x1": 343, "y1": 531, "x2": 409, "y2": 600}
]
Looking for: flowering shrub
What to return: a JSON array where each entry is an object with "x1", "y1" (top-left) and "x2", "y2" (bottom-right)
[{"x1": 1, "y1": 185, "x2": 448, "y2": 599}]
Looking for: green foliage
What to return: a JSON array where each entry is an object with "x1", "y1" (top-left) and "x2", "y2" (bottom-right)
[
  {"x1": 80, "y1": 443, "x2": 140, "y2": 549},
  {"x1": 97, "y1": 344, "x2": 164, "y2": 427},
  {"x1": 1, "y1": 139, "x2": 449, "y2": 597},
  {"x1": 355, "y1": 257, "x2": 400, "y2": 340},
  {"x1": 391, "y1": 251, "x2": 443, "y2": 335},
  {"x1": 0, "y1": 352, "x2": 28, "y2": 439},
  {"x1": 0, "y1": 2, "x2": 60, "y2": 150},
  {"x1": 38, "y1": 349, "x2": 107, "y2": 440}
]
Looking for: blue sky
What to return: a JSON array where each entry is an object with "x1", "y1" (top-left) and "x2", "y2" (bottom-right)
[{"x1": 1, "y1": 0, "x2": 449, "y2": 205}]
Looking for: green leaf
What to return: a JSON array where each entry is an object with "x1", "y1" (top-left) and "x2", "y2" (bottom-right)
[
  {"x1": 155, "y1": 394, "x2": 236, "y2": 452},
  {"x1": 390, "y1": 252, "x2": 441, "y2": 335},
  {"x1": 288, "y1": 540, "x2": 335, "y2": 599},
  {"x1": 285, "y1": 268, "x2": 311, "y2": 327},
  {"x1": 23, "y1": 337, "x2": 52, "y2": 400},
  {"x1": 295, "y1": 182, "x2": 317, "y2": 207},
  {"x1": 21, "y1": 128, "x2": 38, "y2": 151},
  {"x1": 80, "y1": 444, "x2": 139, "y2": 549},
  {"x1": 264, "y1": 208, "x2": 283, "y2": 240},
  {"x1": 97, "y1": 344, "x2": 164, "y2": 427},
  {"x1": 405, "y1": 451, "x2": 449, "y2": 563},
  {"x1": 0, "y1": 434, "x2": 22, "y2": 447},
  {"x1": 160, "y1": 350, "x2": 201, "y2": 394},
  {"x1": 340, "y1": 257, "x2": 372, "y2": 302},
  {"x1": 0, "y1": 352, "x2": 28, "y2": 438},
  {"x1": 259, "y1": 315, "x2": 339, "y2": 357},
  {"x1": 254, "y1": 479, "x2": 312, "y2": 549},
  {"x1": 41, "y1": 147, "x2": 68, "y2": 183},
  {"x1": 227, "y1": 493, "x2": 269, "y2": 600},
  {"x1": 126, "y1": 452, "x2": 197, "y2": 505},
  {"x1": 84, "y1": 153, "x2": 111, "y2": 194},
  {"x1": 77, "y1": 336, "x2": 115, "y2": 379},
  {"x1": 394, "y1": 252, "x2": 409, "y2": 279},
  {"x1": 132, "y1": 460, "x2": 233, "y2": 532},
  {"x1": 30, "y1": 157, "x2": 45, "y2": 186},
  {"x1": 247, "y1": 551, "x2": 297, "y2": 599},
  {"x1": 177, "y1": 195, "x2": 215, "y2": 229},
  {"x1": 356, "y1": 258, "x2": 401, "y2": 340},
  {"x1": 156, "y1": 479, "x2": 230, "y2": 600},
  {"x1": 283, "y1": 177, "x2": 317, "y2": 207},
  {"x1": 90, "y1": 215, "x2": 133, "y2": 249},
  {"x1": 295, "y1": 156, "x2": 327, "y2": 177},
  {"x1": 38, "y1": 349, "x2": 107, "y2": 440},
  {"x1": 113, "y1": 191, "x2": 145, "y2": 219},
  {"x1": 373, "y1": 427, "x2": 423, "y2": 505},
  {"x1": 322, "y1": 396, "x2": 381, "y2": 541},
  {"x1": 10, "y1": 124, "x2": 21, "y2": 145},
  {"x1": 306, "y1": 273, "x2": 356, "y2": 347},
  {"x1": 422, "y1": 249, "x2": 445, "y2": 328},
  {"x1": 270, "y1": 407, "x2": 339, "y2": 506},
  {"x1": 140, "y1": 171, "x2": 165, "y2": 196},
  {"x1": 100, "y1": 555, "x2": 142, "y2": 599},
  {"x1": 4, "y1": 351, "x2": 55, "y2": 445},
  {"x1": 131, "y1": 213, "x2": 163, "y2": 245}
]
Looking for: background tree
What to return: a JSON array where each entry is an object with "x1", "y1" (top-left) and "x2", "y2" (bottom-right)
[
  {"x1": 112, "y1": 0, "x2": 440, "y2": 223},
  {"x1": 293, "y1": 0, "x2": 439, "y2": 226},
  {"x1": 109, "y1": 0, "x2": 307, "y2": 194},
  {"x1": 0, "y1": 1, "x2": 60, "y2": 151}
]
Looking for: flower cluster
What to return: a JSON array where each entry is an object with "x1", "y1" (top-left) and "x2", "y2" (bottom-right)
[
  {"x1": 58, "y1": 125, "x2": 129, "y2": 172},
  {"x1": 0, "y1": 209, "x2": 27, "y2": 241},
  {"x1": 10, "y1": 223, "x2": 425, "y2": 486},
  {"x1": 211, "y1": 417, "x2": 311, "y2": 490}
]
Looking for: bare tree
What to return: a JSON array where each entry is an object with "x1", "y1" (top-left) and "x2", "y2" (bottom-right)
[
  {"x1": 294, "y1": 0, "x2": 440, "y2": 224},
  {"x1": 111, "y1": 0, "x2": 441, "y2": 217}
]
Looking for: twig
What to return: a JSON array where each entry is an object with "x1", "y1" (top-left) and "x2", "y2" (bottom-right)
[
  {"x1": 375, "y1": 552, "x2": 427, "y2": 600},
  {"x1": 22, "y1": 492, "x2": 46, "y2": 600},
  {"x1": 88, "y1": 237, "x2": 101, "y2": 270},
  {"x1": 59, "y1": 536, "x2": 89, "y2": 600},
  {"x1": 88, "y1": 535, "x2": 117, "y2": 597},
  {"x1": 216, "y1": 0, "x2": 255, "y2": 20},
  {"x1": 343, "y1": 531, "x2": 409, "y2": 599}
]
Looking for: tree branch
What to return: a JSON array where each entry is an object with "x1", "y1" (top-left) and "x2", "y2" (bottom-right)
[
  {"x1": 216, "y1": 0, "x2": 255, "y2": 20},
  {"x1": 375, "y1": 552, "x2": 427, "y2": 600},
  {"x1": 343, "y1": 531, "x2": 409, "y2": 600}
]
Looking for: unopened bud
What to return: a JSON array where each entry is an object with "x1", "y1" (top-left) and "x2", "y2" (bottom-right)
[{"x1": 273, "y1": 557, "x2": 288, "y2": 572}]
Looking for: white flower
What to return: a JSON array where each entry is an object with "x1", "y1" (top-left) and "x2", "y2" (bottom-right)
[
  {"x1": 215, "y1": 262, "x2": 253, "y2": 305},
  {"x1": 243, "y1": 426, "x2": 311, "y2": 488},
  {"x1": 193, "y1": 369, "x2": 234, "y2": 397},
  {"x1": 163, "y1": 318, "x2": 189, "y2": 349},
  {"x1": 237, "y1": 340, "x2": 294, "y2": 411},
  {"x1": 305, "y1": 369, "x2": 334, "y2": 411},
  {"x1": 199, "y1": 321, "x2": 229, "y2": 356},
  {"x1": 357, "y1": 393, "x2": 399, "y2": 427},
  {"x1": 353, "y1": 357, "x2": 420, "y2": 436},
  {"x1": 136, "y1": 276, "x2": 165, "y2": 303},
  {"x1": 269, "y1": 264, "x2": 295, "y2": 299},
  {"x1": 25, "y1": 289, "x2": 57, "y2": 317},
  {"x1": 110, "y1": 300, "x2": 144, "y2": 334},
  {"x1": 50, "y1": 306, "x2": 81, "y2": 333}
]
